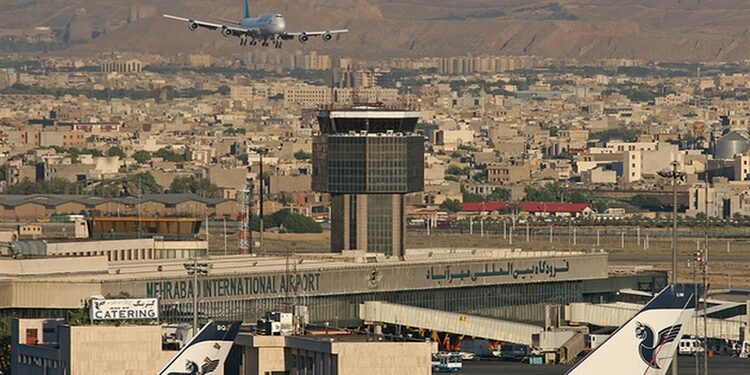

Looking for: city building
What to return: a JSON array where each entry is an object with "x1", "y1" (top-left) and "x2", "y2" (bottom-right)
[
  {"x1": 12, "y1": 319, "x2": 175, "y2": 375},
  {"x1": 239, "y1": 333, "x2": 436, "y2": 374},
  {"x1": 99, "y1": 59, "x2": 143, "y2": 73},
  {"x1": 312, "y1": 108, "x2": 424, "y2": 257}
]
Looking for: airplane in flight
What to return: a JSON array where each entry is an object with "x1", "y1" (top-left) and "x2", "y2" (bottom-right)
[
  {"x1": 163, "y1": 0, "x2": 349, "y2": 49},
  {"x1": 565, "y1": 284, "x2": 702, "y2": 375},
  {"x1": 157, "y1": 320, "x2": 241, "y2": 375}
]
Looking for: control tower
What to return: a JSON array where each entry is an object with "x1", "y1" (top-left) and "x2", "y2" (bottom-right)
[{"x1": 312, "y1": 107, "x2": 424, "y2": 258}]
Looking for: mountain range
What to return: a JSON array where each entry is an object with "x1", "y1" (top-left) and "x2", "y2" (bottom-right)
[{"x1": 5, "y1": 0, "x2": 750, "y2": 61}]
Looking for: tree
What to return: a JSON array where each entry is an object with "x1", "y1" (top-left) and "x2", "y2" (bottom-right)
[
  {"x1": 488, "y1": 188, "x2": 511, "y2": 201},
  {"x1": 524, "y1": 181, "x2": 561, "y2": 202},
  {"x1": 0, "y1": 316, "x2": 10, "y2": 374},
  {"x1": 169, "y1": 176, "x2": 220, "y2": 198},
  {"x1": 277, "y1": 192, "x2": 295, "y2": 205},
  {"x1": 107, "y1": 146, "x2": 125, "y2": 158},
  {"x1": 593, "y1": 199, "x2": 607, "y2": 214},
  {"x1": 154, "y1": 147, "x2": 186, "y2": 162},
  {"x1": 132, "y1": 150, "x2": 152, "y2": 164},
  {"x1": 630, "y1": 194, "x2": 667, "y2": 211},
  {"x1": 6, "y1": 178, "x2": 79, "y2": 195},
  {"x1": 121, "y1": 172, "x2": 164, "y2": 196},
  {"x1": 294, "y1": 150, "x2": 311, "y2": 161},
  {"x1": 567, "y1": 191, "x2": 588, "y2": 203},
  {"x1": 462, "y1": 192, "x2": 485, "y2": 202},
  {"x1": 446, "y1": 165, "x2": 471, "y2": 176},
  {"x1": 439, "y1": 199, "x2": 462, "y2": 212},
  {"x1": 250, "y1": 210, "x2": 322, "y2": 233}
]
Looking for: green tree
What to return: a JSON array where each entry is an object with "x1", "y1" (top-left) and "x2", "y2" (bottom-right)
[
  {"x1": 593, "y1": 199, "x2": 607, "y2": 213},
  {"x1": 524, "y1": 181, "x2": 560, "y2": 202},
  {"x1": 567, "y1": 191, "x2": 589, "y2": 203},
  {"x1": 630, "y1": 194, "x2": 667, "y2": 211},
  {"x1": 154, "y1": 147, "x2": 186, "y2": 162},
  {"x1": 277, "y1": 192, "x2": 296, "y2": 205},
  {"x1": 488, "y1": 188, "x2": 511, "y2": 201},
  {"x1": 6, "y1": 178, "x2": 79, "y2": 195},
  {"x1": 0, "y1": 316, "x2": 10, "y2": 374},
  {"x1": 446, "y1": 165, "x2": 471, "y2": 176},
  {"x1": 107, "y1": 146, "x2": 126, "y2": 158},
  {"x1": 250, "y1": 210, "x2": 322, "y2": 233},
  {"x1": 132, "y1": 150, "x2": 152, "y2": 164},
  {"x1": 169, "y1": 176, "x2": 220, "y2": 198},
  {"x1": 293, "y1": 150, "x2": 311, "y2": 161},
  {"x1": 462, "y1": 192, "x2": 485, "y2": 202},
  {"x1": 439, "y1": 199, "x2": 462, "y2": 212},
  {"x1": 120, "y1": 172, "x2": 164, "y2": 196}
]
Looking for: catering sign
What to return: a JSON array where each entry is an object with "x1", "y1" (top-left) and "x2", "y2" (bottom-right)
[{"x1": 90, "y1": 298, "x2": 159, "y2": 321}]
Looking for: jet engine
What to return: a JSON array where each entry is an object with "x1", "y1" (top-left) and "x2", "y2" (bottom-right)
[
  {"x1": 298, "y1": 33, "x2": 309, "y2": 44},
  {"x1": 322, "y1": 32, "x2": 333, "y2": 42},
  {"x1": 188, "y1": 21, "x2": 199, "y2": 31},
  {"x1": 221, "y1": 27, "x2": 233, "y2": 37}
]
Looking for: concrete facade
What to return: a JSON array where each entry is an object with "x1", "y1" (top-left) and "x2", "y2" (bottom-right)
[
  {"x1": 239, "y1": 334, "x2": 436, "y2": 375},
  {"x1": 0, "y1": 250, "x2": 608, "y2": 321},
  {"x1": 12, "y1": 319, "x2": 175, "y2": 375}
]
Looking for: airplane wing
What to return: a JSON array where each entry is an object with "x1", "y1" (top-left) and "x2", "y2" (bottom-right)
[
  {"x1": 284, "y1": 29, "x2": 349, "y2": 36},
  {"x1": 283, "y1": 29, "x2": 349, "y2": 37},
  {"x1": 281, "y1": 29, "x2": 348, "y2": 42},
  {"x1": 208, "y1": 17, "x2": 241, "y2": 26},
  {"x1": 163, "y1": 14, "x2": 250, "y2": 37}
]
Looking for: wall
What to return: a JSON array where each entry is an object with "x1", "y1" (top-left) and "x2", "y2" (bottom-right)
[
  {"x1": 334, "y1": 341, "x2": 435, "y2": 375},
  {"x1": 68, "y1": 325, "x2": 172, "y2": 375}
]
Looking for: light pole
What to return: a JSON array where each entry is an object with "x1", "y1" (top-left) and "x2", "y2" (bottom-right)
[
  {"x1": 250, "y1": 147, "x2": 270, "y2": 252},
  {"x1": 657, "y1": 161, "x2": 686, "y2": 284},
  {"x1": 184, "y1": 259, "x2": 209, "y2": 334},
  {"x1": 657, "y1": 160, "x2": 685, "y2": 375}
]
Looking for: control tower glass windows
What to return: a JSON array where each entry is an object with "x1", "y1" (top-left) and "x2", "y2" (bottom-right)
[{"x1": 367, "y1": 195, "x2": 393, "y2": 254}]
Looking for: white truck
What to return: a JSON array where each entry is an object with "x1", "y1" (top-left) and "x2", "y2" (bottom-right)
[{"x1": 678, "y1": 338, "x2": 705, "y2": 355}]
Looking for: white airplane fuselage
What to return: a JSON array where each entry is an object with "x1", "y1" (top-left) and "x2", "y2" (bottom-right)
[{"x1": 239, "y1": 14, "x2": 286, "y2": 36}]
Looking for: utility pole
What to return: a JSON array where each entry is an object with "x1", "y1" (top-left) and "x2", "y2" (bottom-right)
[
  {"x1": 184, "y1": 259, "x2": 209, "y2": 334},
  {"x1": 657, "y1": 161, "x2": 685, "y2": 375},
  {"x1": 691, "y1": 252, "x2": 699, "y2": 375},
  {"x1": 250, "y1": 147, "x2": 270, "y2": 252},
  {"x1": 658, "y1": 160, "x2": 685, "y2": 284},
  {"x1": 703, "y1": 240, "x2": 709, "y2": 375}
]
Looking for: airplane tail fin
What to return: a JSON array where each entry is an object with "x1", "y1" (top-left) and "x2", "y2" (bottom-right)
[
  {"x1": 157, "y1": 321, "x2": 241, "y2": 375},
  {"x1": 565, "y1": 284, "x2": 702, "y2": 375},
  {"x1": 243, "y1": 0, "x2": 251, "y2": 18}
]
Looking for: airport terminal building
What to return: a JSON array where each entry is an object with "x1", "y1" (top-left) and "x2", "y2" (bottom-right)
[{"x1": 0, "y1": 248, "x2": 664, "y2": 326}]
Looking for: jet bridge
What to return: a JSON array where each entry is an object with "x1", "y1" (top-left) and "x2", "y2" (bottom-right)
[
  {"x1": 565, "y1": 302, "x2": 744, "y2": 341},
  {"x1": 359, "y1": 301, "x2": 542, "y2": 346}
]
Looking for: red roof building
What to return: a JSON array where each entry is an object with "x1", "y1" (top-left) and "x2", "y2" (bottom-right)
[
  {"x1": 461, "y1": 202, "x2": 509, "y2": 212},
  {"x1": 517, "y1": 202, "x2": 593, "y2": 217}
]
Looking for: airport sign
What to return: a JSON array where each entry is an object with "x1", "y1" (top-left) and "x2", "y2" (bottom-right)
[{"x1": 90, "y1": 298, "x2": 159, "y2": 321}]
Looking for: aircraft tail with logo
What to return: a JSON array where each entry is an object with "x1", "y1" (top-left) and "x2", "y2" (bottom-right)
[
  {"x1": 157, "y1": 321, "x2": 241, "y2": 375},
  {"x1": 565, "y1": 284, "x2": 702, "y2": 375},
  {"x1": 243, "y1": 0, "x2": 251, "y2": 18}
]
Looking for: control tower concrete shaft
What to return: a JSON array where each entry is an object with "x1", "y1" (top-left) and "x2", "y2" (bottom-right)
[{"x1": 312, "y1": 107, "x2": 424, "y2": 258}]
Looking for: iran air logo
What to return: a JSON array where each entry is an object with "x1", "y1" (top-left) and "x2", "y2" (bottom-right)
[{"x1": 634, "y1": 322, "x2": 682, "y2": 369}]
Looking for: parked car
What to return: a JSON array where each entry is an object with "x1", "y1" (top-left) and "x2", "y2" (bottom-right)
[{"x1": 500, "y1": 344, "x2": 531, "y2": 361}]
